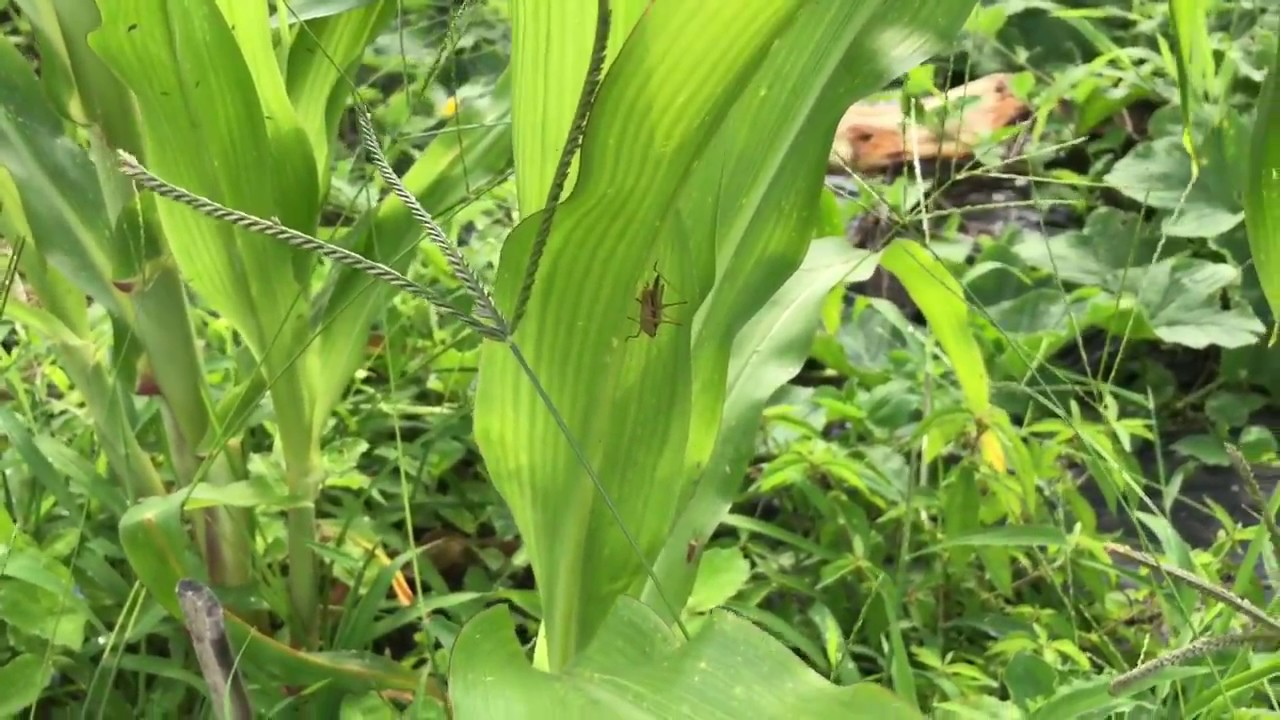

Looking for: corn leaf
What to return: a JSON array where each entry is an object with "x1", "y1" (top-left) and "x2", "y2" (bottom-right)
[
  {"x1": 283, "y1": 1, "x2": 395, "y2": 185},
  {"x1": 1245, "y1": 20, "x2": 1280, "y2": 337},
  {"x1": 475, "y1": 0, "x2": 809, "y2": 670},
  {"x1": 475, "y1": 0, "x2": 978, "y2": 672},
  {"x1": 91, "y1": 0, "x2": 320, "y2": 455},
  {"x1": 507, "y1": 0, "x2": 651, "y2": 212},
  {"x1": 449, "y1": 599, "x2": 922, "y2": 720},
  {"x1": 642, "y1": 238, "x2": 880, "y2": 616},
  {"x1": 0, "y1": 36, "x2": 121, "y2": 315}
]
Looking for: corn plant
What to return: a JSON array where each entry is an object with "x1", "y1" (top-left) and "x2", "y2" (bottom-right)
[
  {"x1": 0, "y1": 0, "x2": 511, "y2": 704},
  {"x1": 109, "y1": 0, "x2": 1002, "y2": 715}
]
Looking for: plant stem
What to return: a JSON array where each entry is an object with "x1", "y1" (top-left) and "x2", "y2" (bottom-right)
[
  {"x1": 279, "y1": 412, "x2": 322, "y2": 648},
  {"x1": 285, "y1": 501, "x2": 319, "y2": 648}
]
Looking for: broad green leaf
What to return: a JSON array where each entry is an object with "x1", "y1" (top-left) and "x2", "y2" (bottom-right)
[
  {"x1": 0, "y1": 56, "x2": 210, "y2": 456},
  {"x1": 881, "y1": 238, "x2": 991, "y2": 417},
  {"x1": 0, "y1": 36, "x2": 121, "y2": 315},
  {"x1": 1003, "y1": 652, "x2": 1057, "y2": 707},
  {"x1": 217, "y1": 0, "x2": 321, "y2": 236},
  {"x1": 1010, "y1": 207, "x2": 1185, "y2": 287},
  {"x1": 672, "y1": 0, "x2": 977, "y2": 523},
  {"x1": 119, "y1": 493, "x2": 421, "y2": 691},
  {"x1": 1103, "y1": 135, "x2": 1242, "y2": 238},
  {"x1": 120, "y1": 494, "x2": 204, "y2": 618},
  {"x1": 91, "y1": 0, "x2": 318, "y2": 460},
  {"x1": 0, "y1": 654, "x2": 52, "y2": 716},
  {"x1": 644, "y1": 239, "x2": 878, "y2": 615},
  {"x1": 650, "y1": 0, "x2": 977, "y2": 617},
  {"x1": 476, "y1": 0, "x2": 812, "y2": 670},
  {"x1": 274, "y1": 0, "x2": 379, "y2": 25},
  {"x1": 508, "y1": 0, "x2": 652, "y2": 212},
  {"x1": 1244, "y1": 23, "x2": 1280, "y2": 335},
  {"x1": 480, "y1": 0, "x2": 978, "y2": 671},
  {"x1": 283, "y1": 0, "x2": 394, "y2": 184},
  {"x1": 224, "y1": 624, "x2": 423, "y2": 693},
  {"x1": 449, "y1": 599, "x2": 922, "y2": 720},
  {"x1": 1114, "y1": 258, "x2": 1264, "y2": 349}
]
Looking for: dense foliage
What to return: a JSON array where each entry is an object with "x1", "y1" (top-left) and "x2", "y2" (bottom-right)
[{"x1": 1, "y1": 0, "x2": 1279, "y2": 718}]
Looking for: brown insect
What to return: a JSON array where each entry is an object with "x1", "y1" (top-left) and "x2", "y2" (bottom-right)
[
  {"x1": 626, "y1": 262, "x2": 686, "y2": 340},
  {"x1": 686, "y1": 539, "x2": 701, "y2": 563}
]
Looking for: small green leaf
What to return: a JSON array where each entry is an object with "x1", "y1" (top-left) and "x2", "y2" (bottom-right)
[
  {"x1": 1205, "y1": 391, "x2": 1266, "y2": 428},
  {"x1": 685, "y1": 547, "x2": 750, "y2": 614},
  {"x1": 1029, "y1": 678, "x2": 1130, "y2": 720},
  {"x1": 915, "y1": 526, "x2": 1068, "y2": 557},
  {"x1": 0, "y1": 581, "x2": 87, "y2": 650},
  {"x1": 1171, "y1": 434, "x2": 1231, "y2": 466},
  {"x1": 0, "y1": 654, "x2": 52, "y2": 716},
  {"x1": 1004, "y1": 652, "x2": 1057, "y2": 708},
  {"x1": 1010, "y1": 208, "x2": 1181, "y2": 286},
  {"x1": 119, "y1": 494, "x2": 204, "y2": 617}
]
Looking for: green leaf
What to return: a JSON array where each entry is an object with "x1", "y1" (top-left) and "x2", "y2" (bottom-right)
[
  {"x1": 23, "y1": 0, "x2": 143, "y2": 153},
  {"x1": 273, "y1": 0, "x2": 379, "y2": 25},
  {"x1": 914, "y1": 525, "x2": 1068, "y2": 557},
  {"x1": 0, "y1": 36, "x2": 120, "y2": 313},
  {"x1": 119, "y1": 494, "x2": 204, "y2": 618},
  {"x1": 685, "y1": 547, "x2": 750, "y2": 614},
  {"x1": 1010, "y1": 207, "x2": 1183, "y2": 287},
  {"x1": 1004, "y1": 652, "x2": 1057, "y2": 708},
  {"x1": 0, "y1": 301, "x2": 167, "y2": 499},
  {"x1": 283, "y1": 0, "x2": 394, "y2": 183},
  {"x1": 1103, "y1": 136, "x2": 1242, "y2": 238},
  {"x1": 881, "y1": 238, "x2": 991, "y2": 417},
  {"x1": 478, "y1": 0, "x2": 977, "y2": 673},
  {"x1": 1028, "y1": 678, "x2": 1130, "y2": 720},
  {"x1": 507, "y1": 0, "x2": 652, "y2": 214},
  {"x1": 1170, "y1": 434, "x2": 1231, "y2": 466},
  {"x1": 1244, "y1": 21, "x2": 1280, "y2": 334},
  {"x1": 91, "y1": 0, "x2": 319, "y2": 456},
  {"x1": 476, "y1": 0, "x2": 814, "y2": 670},
  {"x1": 450, "y1": 599, "x2": 922, "y2": 720},
  {"x1": 0, "y1": 654, "x2": 52, "y2": 716},
  {"x1": 1205, "y1": 391, "x2": 1266, "y2": 429},
  {"x1": 0, "y1": 580, "x2": 87, "y2": 650},
  {"x1": 645, "y1": 239, "x2": 878, "y2": 615},
  {"x1": 935, "y1": 696, "x2": 1025, "y2": 720},
  {"x1": 1115, "y1": 258, "x2": 1264, "y2": 349}
]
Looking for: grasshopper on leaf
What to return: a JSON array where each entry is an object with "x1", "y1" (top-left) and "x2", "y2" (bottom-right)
[{"x1": 626, "y1": 262, "x2": 686, "y2": 340}]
